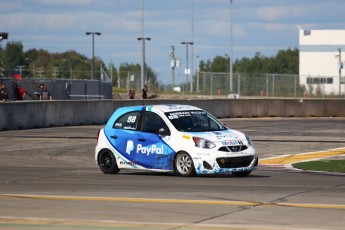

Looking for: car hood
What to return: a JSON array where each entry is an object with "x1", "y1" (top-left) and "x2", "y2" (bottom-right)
[{"x1": 186, "y1": 129, "x2": 245, "y2": 142}]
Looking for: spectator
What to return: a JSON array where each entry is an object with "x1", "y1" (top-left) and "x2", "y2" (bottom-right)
[
  {"x1": 12, "y1": 72, "x2": 26, "y2": 100},
  {"x1": 0, "y1": 84, "x2": 9, "y2": 101},
  {"x1": 128, "y1": 88, "x2": 135, "y2": 99},
  {"x1": 40, "y1": 85, "x2": 52, "y2": 100},
  {"x1": 35, "y1": 83, "x2": 45, "y2": 100},
  {"x1": 142, "y1": 84, "x2": 148, "y2": 99}
]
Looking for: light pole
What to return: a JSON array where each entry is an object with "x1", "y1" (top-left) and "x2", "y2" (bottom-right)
[
  {"x1": 86, "y1": 32, "x2": 101, "y2": 80},
  {"x1": 181, "y1": 41, "x2": 193, "y2": 92},
  {"x1": 138, "y1": 37, "x2": 151, "y2": 88},
  {"x1": 191, "y1": 0, "x2": 195, "y2": 93},
  {"x1": 0, "y1": 32, "x2": 8, "y2": 77},
  {"x1": 229, "y1": 0, "x2": 234, "y2": 94},
  {"x1": 25, "y1": 58, "x2": 36, "y2": 78},
  {"x1": 63, "y1": 59, "x2": 72, "y2": 79},
  {"x1": 0, "y1": 32, "x2": 8, "y2": 42}
]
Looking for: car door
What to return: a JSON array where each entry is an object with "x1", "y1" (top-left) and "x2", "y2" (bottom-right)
[
  {"x1": 107, "y1": 110, "x2": 141, "y2": 165},
  {"x1": 135, "y1": 111, "x2": 175, "y2": 170}
]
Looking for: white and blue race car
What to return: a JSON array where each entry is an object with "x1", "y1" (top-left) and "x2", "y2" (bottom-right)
[{"x1": 95, "y1": 104, "x2": 258, "y2": 177}]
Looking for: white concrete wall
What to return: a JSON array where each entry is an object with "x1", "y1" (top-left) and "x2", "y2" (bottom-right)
[{"x1": 2, "y1": 99, "x2": 345, "y2": 131}]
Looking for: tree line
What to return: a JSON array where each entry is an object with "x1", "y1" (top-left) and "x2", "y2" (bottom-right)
[{"x1": 0, "y1": 40, "x2": 299, "y2": 94}]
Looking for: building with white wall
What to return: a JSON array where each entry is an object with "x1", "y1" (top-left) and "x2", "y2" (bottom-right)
[{"x1": 299, "y1": 29, "x2": 345, "y2": 95}]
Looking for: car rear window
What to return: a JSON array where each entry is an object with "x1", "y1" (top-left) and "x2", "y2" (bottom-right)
[{"x1": 113, "y1": 111, "x2": 141, "y2": 130}]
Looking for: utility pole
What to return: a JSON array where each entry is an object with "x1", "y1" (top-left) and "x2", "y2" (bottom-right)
[
  {"x1": 181, "y1": 42, "x2": 193, "y2": 92},
  {"x1": 338, "y1": 48, "x2": 342, "y2": 95},
  {"x1": 109, "y1": 60, "x2": 113, "y2": 85},
  {"x1": 170, "y1": 46, "x2": 176, "y2": 90}
]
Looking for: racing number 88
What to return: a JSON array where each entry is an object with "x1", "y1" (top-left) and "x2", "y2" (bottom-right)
[{"x1": 127, "y1": 116, "x2": 136, "y2": 123}]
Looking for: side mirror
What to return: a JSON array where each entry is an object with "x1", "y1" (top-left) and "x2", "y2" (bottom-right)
[{"x1": 158, "y1": 127, "x2": 170, "y2": 136}]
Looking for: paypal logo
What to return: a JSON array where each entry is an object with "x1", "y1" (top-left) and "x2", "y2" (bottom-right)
[
  {"x1": 125, "y1": 140, "x2": 164, "y2": 156},
  {"x1": 136, "y1": 144, "x2": 164, "y2": 156},
  {"x1": 126, "y1": 140, "x2": 134, "y2": 155}
]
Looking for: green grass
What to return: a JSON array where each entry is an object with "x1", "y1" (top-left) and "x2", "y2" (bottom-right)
[{"x1": 293, "y1": 160, "x2": 345, "y2": 173}]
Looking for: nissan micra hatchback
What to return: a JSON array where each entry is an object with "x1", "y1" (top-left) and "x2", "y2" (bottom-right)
[{"x1": 95, "y1": 104, "x2": 258, "y2": 177}]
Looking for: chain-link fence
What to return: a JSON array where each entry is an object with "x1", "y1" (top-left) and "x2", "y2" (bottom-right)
[
  {"x1": 115, "y1": 71, "x2": 160, "y2": 95},
  {"x1": 5, "y1": 67, "x2": 341, "y2": 98},
  {"x1": 114, "y1": 71, "x2": 306, "y2": 98},
  {"x1": 195, "y1": 72, "x2": 305, "y2": 98},
  {"x1": 116, "y1": 71, "x2": 141, "y2": 91}
]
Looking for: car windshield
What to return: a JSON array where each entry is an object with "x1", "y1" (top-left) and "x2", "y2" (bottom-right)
[{"x1": 165, "y1": 110, "x2": 227, "y2": 132}]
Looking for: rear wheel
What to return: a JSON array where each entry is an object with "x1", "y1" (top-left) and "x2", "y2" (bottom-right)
[
  {"x1": 98, "y1": 149, "x2": 120, "y2": 174},
  {"x1": 174, "y1": 152, "x2": 195, "y2": 177},
  {"x1": 232, "y1": 170, "x2": 251, "y2": 177}
]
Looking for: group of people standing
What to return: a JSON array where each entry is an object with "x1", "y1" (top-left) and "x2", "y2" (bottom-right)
[
  {"x1": 36, "y1": 84, "x2": 52, "y2": 100},
  {"x1": 128, "y1": 85, "x2": 148, "y2": 100},
  {"x1": 1, "y1": 82, "x2": 52, "y2": 101},
  {"x1": 1, "y1": 70, "x2": 53, "y2": 101}
]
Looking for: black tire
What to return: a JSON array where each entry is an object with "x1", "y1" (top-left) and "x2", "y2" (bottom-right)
[
  {"x1": 232, "y1": 170, "x2": 251, "y2": 177},
  {"x1": 98, "y1": 149, "x2": 120, "y2": 174},
  {"x1": 174, "y1": 152, "x2": 195, "y2": 177}
]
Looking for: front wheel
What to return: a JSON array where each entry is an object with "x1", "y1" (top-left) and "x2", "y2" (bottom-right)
[
  {"x1": 98, "y1": 149, "x2": 120, "y2": 174},
  {"x1": 232, "y1": 170, "x2": 251, "y2": 177},
  {"x1": 174, "y1": 152, "x2": 195, "y2": 177}
]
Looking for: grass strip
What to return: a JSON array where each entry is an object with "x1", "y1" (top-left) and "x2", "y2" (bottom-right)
[{"x1": 293, "y1": 159, "x2": 345, "y2": 173}]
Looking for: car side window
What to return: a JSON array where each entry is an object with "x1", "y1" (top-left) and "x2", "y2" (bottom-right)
[
  {"x1": 113, "y1": 111, "x2": 140, "y2": 130},
  {"x1": 141, "y1": 112, "x2": 169, "y2": 134}
]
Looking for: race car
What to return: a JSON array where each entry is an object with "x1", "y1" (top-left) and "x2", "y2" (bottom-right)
[{"x1": 95, "y1": 104, "x2": 258, "y2": 177}]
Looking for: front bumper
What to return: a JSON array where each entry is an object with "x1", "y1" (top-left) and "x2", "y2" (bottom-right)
[{"x1": 193, "y1": 151, "x2": 258, "y2": 174}]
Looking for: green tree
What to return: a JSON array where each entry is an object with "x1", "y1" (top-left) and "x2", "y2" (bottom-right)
[
  {"x1": 272, "y1": 48, "x2": 299, "y2": 74},
  {"x1": 24, "y1": 49, "x2": 94, "y2": 79},
  {"x1": 25, "y1": 49, "x2": 51, "y2": 78},
  {"x1": 2, "y1": 41, "x2": 25, "y2": 76}
]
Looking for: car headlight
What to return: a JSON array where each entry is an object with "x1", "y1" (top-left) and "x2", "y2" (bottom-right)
[
  {"x1": 245, "y1": 134, "x2": 253, "y2": 146},
  {"x1": 192, "y1": 137, "x2": 216, "y2": 149}
]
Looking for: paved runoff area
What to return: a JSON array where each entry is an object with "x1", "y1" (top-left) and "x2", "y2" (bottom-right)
[{"x1": 0, "y1": 117, "x2": 344, "y2": 230}]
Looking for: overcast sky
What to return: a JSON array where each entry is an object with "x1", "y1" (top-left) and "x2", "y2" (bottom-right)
[{"x1": 1, "y1": 0, "x2": 345, "y2": 84}]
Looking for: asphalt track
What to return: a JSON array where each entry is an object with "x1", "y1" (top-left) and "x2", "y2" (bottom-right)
[{"x1": 0, "y1": 117, "x2": 344, "y2": 230}]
